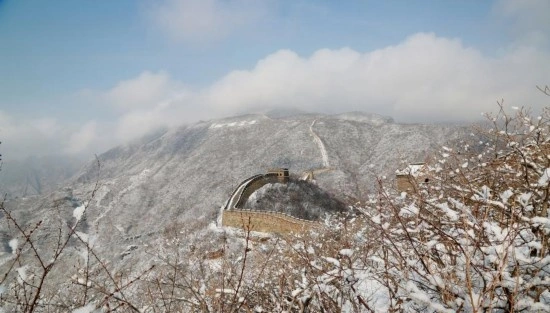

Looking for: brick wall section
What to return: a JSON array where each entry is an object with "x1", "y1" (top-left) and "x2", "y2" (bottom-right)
[
  {"x1": 235, "y1": 174, "x2": 279, "y2": 208},
  {"x1": 396, "y1": 175, "x2": 415, "y2": 192},
  {"x1": 223, "y1": 171, "x2": 319, "y2": 234},
  {"x1": 224, "y1": 174, "x2": 263, "y2": 210},
  {"x1": 222, "y1": 210, "x2": 319, "y2": 234},
  {"x1": 396, "y1": 174, "x2": 432, "y2": 193}
]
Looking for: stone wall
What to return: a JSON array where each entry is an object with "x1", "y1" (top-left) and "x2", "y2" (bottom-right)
[
  {"x1": 396, "y1": 174, "x2": 432, "y2": 193},
  {"x1": 235, "y1": 174, "x2": 279, "y2": 208},
  {"x1": 222, "y1": 209, "x2": 319, "y2": 234},
  {"x1": 224, "y1": 174, "x2": 264, "y2": 210},
  {"x1": 223, "y1": 170, "x2": 321, "y2": 234},
  {"x1": 396, "y1": 174, "x2": 415, "y2": 192}
]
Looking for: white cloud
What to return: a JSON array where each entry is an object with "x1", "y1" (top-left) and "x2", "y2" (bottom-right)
[
  {"x1": 0, "y1": 113, "x2": 104, "y2": 159},
  {"x1": 106, "y1": 71, "x2": 181, "y2": 111},
  {"x1": 2, "y1": 33, "x2": 549, "y2": 159},
  {"x1": 101, "y1": 32, "x2": 550, "y2": 147},
  {"x1": 115, "y1": 109, "x2": 166, "y2": 141},
  {"x1": 65, "y1": 121, "x2": 98, "y2": 155},
  {"x1": 147, "y1": 0, "x2": 268, "y2": 43},
  {"x1": 0, "y1": 111, "x2": 65, "y2": 159},
  {"x1": 493, "y1": 0, "x2": 550, "y2": 47},
  {"x1": 198, "y1": 33, "x2": 549, "y2": 122}
]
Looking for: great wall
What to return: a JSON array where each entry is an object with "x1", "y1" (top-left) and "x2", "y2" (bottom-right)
[
  {"x1": 222, "y1": 168, "x2": 321, "y2": 234},
  {"x1": 222, "y1": 161, "x2": 431, "y2": 234},
  {"x1": 220, "y1": 119, "x2": 341, "y2": 234},
  {"x1": 222, "y1": 209, "x2": 319, "y2": 234}
]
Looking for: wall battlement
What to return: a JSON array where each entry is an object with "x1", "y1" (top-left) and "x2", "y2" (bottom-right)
[
  {"x1": 222, "y1": 209, "x2": 319, "y2": 234},
  {"x1": 223, "y1": 168, "x2": 323, "y2": 234},
  {"x1": 235, "y1": 175, "x2": 276, "y2": 208}
]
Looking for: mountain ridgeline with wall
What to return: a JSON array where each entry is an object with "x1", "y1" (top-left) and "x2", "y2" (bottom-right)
[
  {"x1": 1, "y1": 109, "x2": 508, "y2": 312},
  {"x1": 221, "y1": 168, "x2": 347, "y2": 233},
  {"x1": 0, "y1": 111, "x2": 467, "y2": 271}
]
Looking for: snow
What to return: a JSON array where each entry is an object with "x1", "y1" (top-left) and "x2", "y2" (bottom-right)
[
  {"x1": 395, "y1": 163, "x2": 425, "y2": 177},
  {"x1": 310, "y1": 120, "x2": 330, "y2": 167},
  {"x1": 215, "y1": 288, "x2": 237, "y2": 295},
  {"x1": 472, "y1": 185, "x2": 491, "y2": 201},
  {"x1": 370, "y1": 214, "x2": 381, "y2": 224},
  {"x1": 75, "y1": 231, "x2": 91, "y2": 245},
  {"x1": 519, "y1": 192, "x2": 532, "y2": 207},
  {"x1": 94, "y1": 169, "x2": 151, "y2": 225},
  {"x1": 6, "y1": 111, "x2": 550, "y2": 312},
  {"x1": 16, "y1": 266, "x2": 27, "y2": 285},
  {"x1": 436, "y1": 202, "x2": 459, "y2": 221},
  {"x1": 73, "y1": 204, "x2": 86, "y2": 221},
  {"x1": 406, "y1": 281, "x2": 455, "y2": 313},
  {"x1": 334, "y1": 112, "x2": 393, "y2": 125},
  {"x1": 323, "y1": 256, "x2": 340, "y2": 267},
  {"x1": 72, "y1": 304, "x2": 97, "y2": 313},
  {"x1": 339, "y1": 249, "x2": 353, "y2": 257},
  {"x1": 210, "y1": 120, "x2": 257, "y2": 129},
  {"x1": 531, "y1": 217, "x2": 550, "y2": 229},
  {"x1": 8, "y1": 239, "x2": 18, "y2": 254},
  {"x1": 399, "y1": 204, "x2": 419, "y2": 216},
  {"x1": 538, "y1": 168, "x2": 550, "y2": 186},
  {"x1": 500, "y1": 189, "x2": 514, "y2": 204}
]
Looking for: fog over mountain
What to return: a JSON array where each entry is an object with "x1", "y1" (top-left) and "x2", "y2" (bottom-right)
[
  {"x1": 0, "y1": 155, "x2": 84, "y2": 198},
  {"x1": 0, "y1": 111, "x2": 469, "y2": 265}
]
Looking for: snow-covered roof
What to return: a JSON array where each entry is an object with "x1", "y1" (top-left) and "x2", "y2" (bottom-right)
[{"x1": 395, "y1": 163, "x2": 425, "y2": 177}]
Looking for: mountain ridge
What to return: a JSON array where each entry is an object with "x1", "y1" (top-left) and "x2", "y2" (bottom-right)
[{"x1": 1, "y1": 111, "x2": 468, "y2": 265}]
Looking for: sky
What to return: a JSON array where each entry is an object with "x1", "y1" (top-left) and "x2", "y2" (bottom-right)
[{"x1": 0, "y1": 0, "x2": 549, "y2": 160}]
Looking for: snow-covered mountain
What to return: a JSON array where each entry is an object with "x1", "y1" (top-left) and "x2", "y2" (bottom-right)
[
  {"x1": 1, "y1": 111, "x2": 466, "y2": 264},
  {"x1": 0, "y1": 155, "x2": 83, "y2": 197}
]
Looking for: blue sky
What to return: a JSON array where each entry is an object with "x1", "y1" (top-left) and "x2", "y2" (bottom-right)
[{"x1": 0, "y1": 0, "x2": 549, "y2": 159}]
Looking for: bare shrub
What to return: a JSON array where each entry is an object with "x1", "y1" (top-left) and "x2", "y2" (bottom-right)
[
  {"x1": 363, "y1": 97, "x2": 550, "y2": 311},
  {"x1": 0, "y1": 159, "x2": 149, "y2": 312}
]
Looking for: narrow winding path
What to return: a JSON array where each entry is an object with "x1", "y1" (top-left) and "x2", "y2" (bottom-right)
[{"x1": 310, "y1": 120, "x2": 330, "y2": 168}]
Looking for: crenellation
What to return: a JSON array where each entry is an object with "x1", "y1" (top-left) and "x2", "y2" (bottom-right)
[
  {"x1": 222, "y1": 168, "x2": 323, "y2": 234},
  {"x1": 221, "y1": 209, "x2": 319, "y2": 234}
]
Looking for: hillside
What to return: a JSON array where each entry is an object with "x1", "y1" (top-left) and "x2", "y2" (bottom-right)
[
  {"x1": 242, "y1": 179, "x2": 347, "y2": 220},
  {"x1": 0, "y1": 155, "x2": 83, "y2": 198},
  {"x1": 0, "y1": 111, "x2": 467, "y2": 283},
  {"x1": 3, "y1": 109, "x2": 548, "y2": 312}
]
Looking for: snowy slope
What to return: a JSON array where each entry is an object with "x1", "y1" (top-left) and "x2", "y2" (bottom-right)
[{"x1": 1, "y1": 111, "x2": 467, "y2": 264}]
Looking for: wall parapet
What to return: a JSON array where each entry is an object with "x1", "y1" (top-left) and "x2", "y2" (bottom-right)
[
  {"x1": 235, "y1": 175, "x2": 275, "y2": 208},
  {"x1": 222, "y1": 209, "x2": 320, "y2": 234},
  {"x1": 225, "y1": 171, "x2": 289, "y2": 211},
  {"x1": 224, "y1": 174, "x2": 263, "y2": 210}
]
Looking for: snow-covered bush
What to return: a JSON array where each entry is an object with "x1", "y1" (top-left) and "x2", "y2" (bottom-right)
[
  {"x1": 365, "y1": 102, "x2": 550, "y2": 312},
  {"x1": 137, "y1": 214, "x2": 382, "y2": 312},
  {"x1": 0, "y1": 160, "x2": 150, "y2": 313}
]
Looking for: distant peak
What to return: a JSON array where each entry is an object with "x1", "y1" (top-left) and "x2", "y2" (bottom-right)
[
  {"x1": 332, "y1": 112, "x2": 394, "y2": 125},
  {"x1": 264, "y1": 108, "x2": 310, "y2": 119}
]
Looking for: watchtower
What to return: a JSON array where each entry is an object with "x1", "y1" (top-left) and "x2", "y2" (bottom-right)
[
  {"x1": 396, "y1": 163, "x2": 429, "y2": 192},
  {"x1": 267, "y1": 168, "x2": 290, "y2": 183}
]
